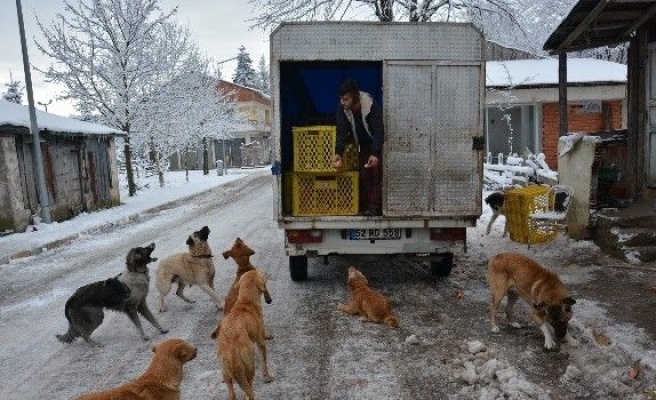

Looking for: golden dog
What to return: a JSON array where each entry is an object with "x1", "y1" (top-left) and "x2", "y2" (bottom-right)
[
  {"x1": 75, "y1": 338, "x2": 197, "y2": 400},
  {"x1": 211, "y1": 270, "x2": 273, "y2": 400},
  {"x1": 155, "y1": 226, "x2": 224, "y2": 312},
  {"x1": 222, "y1": 238, "x2": 257, "y2": 315},
  {"x1": 337, "y1": 266, "x2": 400, "y2": 328},
  {"x1": 487, "y1": 252, "x2": 577, "y2": 350},
  {"x1": 222, "y1": 237, "x2": 273, "y2": 339}
]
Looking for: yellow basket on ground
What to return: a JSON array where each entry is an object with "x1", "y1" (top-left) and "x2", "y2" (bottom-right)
[
  {"x1": 505, "y1": 185, "x2": 558, "y2": 244},
  {"x1": 292, "y1": 126, "x2": 359, "y2": 172},
  {"x1": 291, "y1": 171, "x2": 359, "y2": 216}
]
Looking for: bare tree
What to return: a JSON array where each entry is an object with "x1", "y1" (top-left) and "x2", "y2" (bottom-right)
[
  {"x1": 135, "y1": 56, "x2": 246, "y2": 184},
  {"x1": 35, "y1": 0, "x2": 194, "y2": 196},
  {"x1": 247, "y1": 0, "x2": 520, "y2": 30}
]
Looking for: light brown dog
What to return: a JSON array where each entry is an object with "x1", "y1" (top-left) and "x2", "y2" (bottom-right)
[
  {"x1": 75, "y1": 338, "x2": 197, "y2": 400},
  {"x1": 222, "y1": 237, "x2": 273, "y2": 339},
  {"x1": 155, "y1": 226, "x2": 224, "y2": 312},
  {"x1": 487, "y1": 252, "x2": 577, "y2": 350},
  {"x1": 222, "y1": 237, "x2": 257, "y2": 315},
  {"x1": 337, "y1": 266, "x2": 400, "y2": 328},
  {"x1": 211, "y1": 270, "x2": 273, "y2": 400}
]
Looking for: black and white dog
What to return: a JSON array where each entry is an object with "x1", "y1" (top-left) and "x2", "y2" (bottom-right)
[
  {"x1": 485, "y1": 191, "x2": 507, "y2": 237},
  {"x1": 56, "y1": 243, "x2": 168, "y2": 346}
]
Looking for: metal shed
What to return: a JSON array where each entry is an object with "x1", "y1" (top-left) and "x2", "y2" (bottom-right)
[{"x1": 0, "y1": 100, "x2": 125, "y2": 233}]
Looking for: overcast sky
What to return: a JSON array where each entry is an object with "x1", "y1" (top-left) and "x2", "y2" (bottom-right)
[{"x1": 0, "y1": 0, "x2": 270, "y2": 116}]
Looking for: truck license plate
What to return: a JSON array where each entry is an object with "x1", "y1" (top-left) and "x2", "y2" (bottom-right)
[{"x1": 349, "y1": 228, "x2": 402, "y2": 240}]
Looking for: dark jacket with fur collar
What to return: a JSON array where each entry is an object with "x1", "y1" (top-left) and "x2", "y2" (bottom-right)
[{"x1": 335, "y1": 91, "x2": 384, "y2": 157}]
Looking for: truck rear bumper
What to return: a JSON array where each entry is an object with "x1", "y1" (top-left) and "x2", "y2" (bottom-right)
[{"x1": 284, "y1": 227, "x2": 466, "y2": 256}]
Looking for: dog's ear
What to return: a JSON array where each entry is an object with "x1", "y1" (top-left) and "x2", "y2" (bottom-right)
[
  {"x1": 533, "y1": 302, "x2": 546, "y2": 312},
  {"x1": 562, "y1": 297, "x2": 576, "y2": 306},
  {"x1": 211, "y1": 322, "x2": 221, "y2": 339},
  {"x1": 186, "y1": 236, "x2": 194, "y2": 247},
  {"x1": 222, "y1": 250, "x2": 231, "y2": 259},
  {"x1": 247, "y1": 246, "x2": 255, "y2": 256}
]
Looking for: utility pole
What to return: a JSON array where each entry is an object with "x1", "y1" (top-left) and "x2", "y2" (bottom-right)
[{"x1": 16, "y1": 0, "x2": 51, "y2": 223}]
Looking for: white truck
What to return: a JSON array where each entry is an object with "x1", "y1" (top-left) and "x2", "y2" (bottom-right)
[{"x1": 270, "y1": 22, "x2": 485, "y2": 281}]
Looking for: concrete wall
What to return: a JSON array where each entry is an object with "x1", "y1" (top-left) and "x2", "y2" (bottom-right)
[{"x1": 558, "y1": 137, "x2": 598, "y2": 239}]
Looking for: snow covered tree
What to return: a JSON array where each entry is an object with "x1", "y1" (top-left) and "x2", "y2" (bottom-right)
[
  {"x1": 2, "y1": 72, "x2": 24, "y2": 104},
  {"x1": 232, "y1": 46, "x2": 258, "y2": 89},
  {"x1": 248, "y1": 0, "x2": 520, "y2": 30},
  {"x1": 134, "y1": 55, "x2": 246, "y2": 184},
  {"x1": 35, "y1": 0, "x2": 195, "y2": 197},
  {"x1": 256, "y1": 54, "x2": 270, "y2": 95}
]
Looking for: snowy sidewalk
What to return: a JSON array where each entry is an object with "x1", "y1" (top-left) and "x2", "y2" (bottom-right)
[{"x1": 0, "y1": 168, "x2": 269, "y2": 264}]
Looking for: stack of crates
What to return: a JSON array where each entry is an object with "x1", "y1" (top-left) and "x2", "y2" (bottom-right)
[
  {"x1": 505, "y1": 185, "x2": 558, "y2": 244},
  {"x1": 289, "y1": 126, "x2": 359, "y2": 216}
]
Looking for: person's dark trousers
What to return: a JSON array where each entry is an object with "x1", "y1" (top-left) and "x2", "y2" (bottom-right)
[{"x1": 358, "y1": 143, "x2": 382, "y2": 215}]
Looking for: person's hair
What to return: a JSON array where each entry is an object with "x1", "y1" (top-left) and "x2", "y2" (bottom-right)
[{"x1": 339, "y1": 79, "x2": 360, "y2": 99}]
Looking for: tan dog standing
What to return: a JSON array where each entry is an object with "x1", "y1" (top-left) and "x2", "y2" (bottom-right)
[
  {"x1": 222, "y1": 237, "x2": 273, "y2": 339},
  {"x1": 211, "y1": 270, "x2": 273, "y2": 400},
  {"x1": 338, "y1": 266, "x2": 400, "y2": 328},
  {"x1": 156, "y1": 226, "x2": 224, "y2": 312},
  {"x1": 222, "y1": 237, "x2": 257, "y2": 315},
  {"x1": 75, "y1": 338, "x2": 197, "y2": 400},
  {"x1": 487, "y1": 252, "x2": 577, "y2": 350}
]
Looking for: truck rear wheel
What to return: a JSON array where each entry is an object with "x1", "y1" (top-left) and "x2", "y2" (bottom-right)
[
  {"x1": 430, "y1": 252, "x2": 453, "y2": 278},
  {"x1": 289, "y1": 255, "x2": 308, "y2": 281}
]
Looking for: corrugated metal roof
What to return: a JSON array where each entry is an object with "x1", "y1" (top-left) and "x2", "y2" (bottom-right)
[{"x1": 544, "y1": 0, "x2": 656, "y2": 53}]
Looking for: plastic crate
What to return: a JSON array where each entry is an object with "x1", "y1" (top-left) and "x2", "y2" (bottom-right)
[
  {"x1": 293, "y1": 126, "x2": 359, "y2": 172},
  {"x1": 505, "y1": 185, "x2": 558, "y2": 244},
  {"x1": 291, "y1": 172, "x2": 359, "y2": 216}
]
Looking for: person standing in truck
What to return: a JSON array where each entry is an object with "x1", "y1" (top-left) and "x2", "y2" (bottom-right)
[{"x1": 332, "y1": 79, "x2": 384, "y2": 216}]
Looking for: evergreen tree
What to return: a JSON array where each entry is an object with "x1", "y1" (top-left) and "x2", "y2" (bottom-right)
[
  {"x1": 257, "y1": 54, "x2": 270, "y2": 94},
  {"x1": 232, "y1": 45, "x2": 258, "y2": 88},
  {"x1": 2, "y1": 72, "x2": 24, "y2": 104}
]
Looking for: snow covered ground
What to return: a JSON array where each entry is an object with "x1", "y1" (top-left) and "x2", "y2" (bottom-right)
[
  {"x1": 0, "y1": 167, "x2": 266, "y2": 262},
  {"x1": 1, "y1": 167, "x2": 655, "y2": 399}
]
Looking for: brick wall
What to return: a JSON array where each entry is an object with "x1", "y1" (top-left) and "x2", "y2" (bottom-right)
[{"x1": 542, "y1": 100, "x2": 622, "y2": 168}]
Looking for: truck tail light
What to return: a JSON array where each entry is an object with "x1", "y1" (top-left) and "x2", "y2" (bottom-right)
[
  {"x1": 430, "y1": 228, "x2": 466, "y2": 241},
  {"x1": 287, "y1": 230, "x2": 323, "y2": 244}
]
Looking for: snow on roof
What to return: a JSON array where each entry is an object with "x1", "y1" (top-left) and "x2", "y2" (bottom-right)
[
  {"x1": 0, "y1": 99, "x2": 125, "y2": 136},
  {"x1": 486, "y1": 58, "x2": 626, "y2": 88}
]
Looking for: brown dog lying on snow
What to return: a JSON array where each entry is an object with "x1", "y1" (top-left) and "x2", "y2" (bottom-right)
[
  {"x1": 337, "y1": 266, "x2": 400, "y2": 328},
  {"x1": 211, "y1": 270, "x2": 273, "y2": 400},
  {"x1": 487, "y1": 252, "x2": 577, "y2": 350},
  {"x1": 74, "y1": 338, "x2": 197, "y2": 400}
]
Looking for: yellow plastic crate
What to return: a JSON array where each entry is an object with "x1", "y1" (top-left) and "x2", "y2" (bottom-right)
[
  {"x1": 505, "y1": 185, "x2": 558, "y2": 244},
  {"x1": 293, "y1": 126, "x2": 359, "y2": 172},
  {"x1": 291, "y1": 172, "x2": 359, "y2": 216}
]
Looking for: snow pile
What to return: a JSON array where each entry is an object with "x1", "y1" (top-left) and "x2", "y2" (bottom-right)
[{"x1": 449, "y1": 340, "x2": 551, "y2": 400}]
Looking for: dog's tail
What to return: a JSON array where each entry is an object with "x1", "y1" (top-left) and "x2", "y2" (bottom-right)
[{"x1": 384, "y1": 315, "x2": 400, "y2": 329}]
